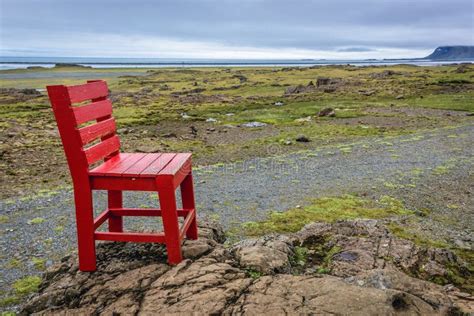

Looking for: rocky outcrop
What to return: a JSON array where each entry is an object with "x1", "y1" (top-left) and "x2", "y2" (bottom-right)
[
  {"x1": 21, "y1": 220, "x2": 473, "y2": 315},
  {"x1": 424, "y1": 46, "x2": 474, "y2": 60},
  {"x1": 0, "y1": 88, "x2": 42, "y2": 104}
]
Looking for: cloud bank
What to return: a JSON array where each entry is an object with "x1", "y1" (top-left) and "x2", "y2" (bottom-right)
[{"x1": 1, "y1": 0, "x2": 472, "y2": 59}]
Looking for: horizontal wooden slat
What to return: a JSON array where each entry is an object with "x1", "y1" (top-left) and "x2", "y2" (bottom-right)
[
  {"x1": 123, "y1": 153, "x2": 162, "y2": 176},
  {"x1": 109, "y1": 208, "x2": 192, "y2": 217},
  {"x1": 159, "y1": 153, "x2": 191, "y2": 176},
  {"x1": 104, "y1": 153, "x2": 148, "y2": 176},
  {"x1": 67, "y1": 81, "x2": 109, "y2": 104},
  {"x1": 94, "y1": 231, "x2": 165, "y2": 243},
  {"x1": 84, "y1": 135, "x2": 120, "y2": 165},
  {"x1": 73, "y1": 99, "x2": 113, "y2": 125},
  {"x1": 88, "y1": 153, "x2": 133, "y2": 175},
  {"x1": 79, "y1": 118, "x2": 116, "y2": 145},
  {"x1": 139, "y1": 153, "x2": 176, "y2": 177},
  {"x1": 90, "y1": 176, "x2": 157, "y2": 191}
]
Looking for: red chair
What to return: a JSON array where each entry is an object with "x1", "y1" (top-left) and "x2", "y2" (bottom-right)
[{"x1": 47, "y1": 80, "x2": 198, "y2": 271}]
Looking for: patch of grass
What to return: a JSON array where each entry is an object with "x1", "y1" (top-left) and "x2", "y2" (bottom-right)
[
  {"x1": 433, "y1": 165, "x2": 450, "y2": 175},
  {"x1": 246, "y1": 269, "x2": 263, "y2": 279},
  {"x1": 0, "y1": 215, "x2": 9, "y2": 224},
  {"x1": 386, "y1": 222, "x2": 473, "y2": 291},
  {"x1": 410, "y1": 168, "x2": 423, "y2": 176},
  {"x1": 405, "y1": 93, "x2": 474, "y2": 112},
  {"x1": 0, "y1": 296, "x2": 20, "y2": 308},
  {"x1": 7, "y1": 258, "x2": 22, "y2": 269},
  {"x1": 12, "y1": 276, "x2": 41, "y2": 297},
  {"x1": 292, "y1": 246, "x2": 309, "y2": 267},
  {"x1": 31, "y1": 257, "x2": 46, "y2": 270},
  {"x1": 27, "y1": 217, "x2": 45, "y2": 225},
  {"x1": 242, "y1": 195, "x2": 413, "y2": 236},
  {"x1": 386, "y1": 223, "x2": 448, "y2": 249}
]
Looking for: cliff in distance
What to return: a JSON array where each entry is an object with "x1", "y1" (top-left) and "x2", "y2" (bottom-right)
[{"x1": 425, "y1": 46, "x2": 474, "y2": 60}]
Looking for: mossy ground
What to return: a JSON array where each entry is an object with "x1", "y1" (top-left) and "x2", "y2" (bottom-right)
[
  {"x1": 0, "y1": 275, "x2": 41, "y2": 310},
  {"x1": 240, "y1": 194, "x2": 413, "y2": 236},
  {"x1": 387, "y1": 222, "x2": 474, "y2": 292},
  {"x1": 1, "y1": 64, "x2": 473, "y2": 198}
]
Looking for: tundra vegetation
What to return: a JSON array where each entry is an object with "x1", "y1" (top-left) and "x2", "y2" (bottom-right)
[
  {"x1": 0, "y1": 63, "x2": 473, "y2": 312},
  {"x1": 1, "y1": 63, "x2": 473, "y2": 198}
]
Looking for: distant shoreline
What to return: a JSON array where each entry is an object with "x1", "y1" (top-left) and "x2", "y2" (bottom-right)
[{"x1": 1, "y1": 58, "x2": 473, "y2": 70}]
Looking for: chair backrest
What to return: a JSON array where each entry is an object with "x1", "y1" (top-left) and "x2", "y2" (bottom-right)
[{"x1": 47, "y1": 80, "x2": 120, "y2": 182}]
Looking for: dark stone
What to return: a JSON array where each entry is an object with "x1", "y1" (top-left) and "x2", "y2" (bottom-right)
[
  {"x1": 318, "y1": 107, "x2": 336, "y2": 117},
  {"x1": 295, "y1": 135, "x2": 310, "y2": 142}
]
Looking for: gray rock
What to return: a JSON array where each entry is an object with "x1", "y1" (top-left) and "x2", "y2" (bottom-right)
[
  {"x1": 21, "y1": 220, "x2": 473, "y2": 315},
  {"x1": 242, "y1": 121, "x2": 267, "y2": 128},
  {"x1": 318, "y1": 107, "x2": 336, "y2": 117}
]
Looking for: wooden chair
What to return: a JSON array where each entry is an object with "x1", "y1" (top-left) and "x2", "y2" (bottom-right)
[{"x1": 47, "y1": 80, "x2": 198, "y2": 271}]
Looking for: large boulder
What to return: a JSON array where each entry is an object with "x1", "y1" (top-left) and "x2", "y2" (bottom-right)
[{"x1": 21, "y1": 220, "x2": 473, "y2": 315}]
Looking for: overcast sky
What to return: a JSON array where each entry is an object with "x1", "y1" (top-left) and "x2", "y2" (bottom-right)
[{"x1": 1, "y1": 0, "x2": 473, "y2": 59}]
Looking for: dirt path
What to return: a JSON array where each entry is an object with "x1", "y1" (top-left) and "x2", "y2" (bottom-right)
[{"x1": 1, "y1": 123, "x2": 473, "y2": 307}]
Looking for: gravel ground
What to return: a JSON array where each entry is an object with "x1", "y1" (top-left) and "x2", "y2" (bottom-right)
[{"x1": 1, "y1": 123, "x2": 473, "y2": 306}]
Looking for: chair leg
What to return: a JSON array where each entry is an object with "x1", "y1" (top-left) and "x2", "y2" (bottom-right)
[
  {"x1": 180, "y1": 173, "x2": 198, "y2": 240},
  {"x1": 74, "y1": 186, "x2": 96, "y2": 271},
  {"x1": 108, "y1": 190, "x2": 123, "y2": 232},
  {"x1": 159, "y1": 187, "x2": 182, "y2": 264}
]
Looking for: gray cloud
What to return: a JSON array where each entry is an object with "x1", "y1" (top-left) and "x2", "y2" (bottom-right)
[{"x1": 1, "y1": 0, "x2": 472, "y2": 58}]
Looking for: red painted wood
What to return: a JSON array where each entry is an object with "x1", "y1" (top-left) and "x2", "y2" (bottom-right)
[
  {"x1": 102, "y1": 153, "x2": 147, "y2": 176},
  {"x1": 180, "y1": 173, "x2": 198, "y2": 239},
  {"x1": 109, "y1": 208, "x2": 192, "y2": 217},
  {"x1": 88, "y1": 153, "x2": 133, "y2": 175},
  {"x1": 73, "y1": 99, "x2": 113, "y2": 125},
  {"x1": 123, "y1": 153, "x2": 162, "y2": 176},
  {"x1": 47, "y1": 85, "x2": 97, "y2": 271},
  {"x1": 95, "y1": 232, "x2": 165, "y2": 243},
  {"x1": 47, "y1": 80, "x2": 198, "y2": 271},
  {"x1": 108, "y1": 190, "x2": 123, "y2": 232},
  {"x1": 93, "y1": 209, "x2": 110, "y2": 230},
  {"x1": 90, "y1": 176, "x2": 157, "y2": 191},
  {"x1": 159, "y1": 153, "x2": 192, "y2": 176},
  {"x1": 67, "y1": 81, "x2": 109, "y2": 104},
  {"x1": 167, "y1": 159, "x2": 192, "y2": 189},
  {"x1": 79, "y1": 118, "x2": 116, "y2": 145},
  {"x1": 139, "y1": 153, "x2": 176, "y2": 177},
  {"x1": 84, "y1": 135, "x2": 120, "y2": 165},
  {"x1": 159, "y1": 188, "x2": 182, "y2": 264},
  {"x1": 180, "y1": 208, "x2": 196, "y2": 240}
]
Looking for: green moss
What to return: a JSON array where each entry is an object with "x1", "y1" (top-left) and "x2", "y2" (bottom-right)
[
  {"x1": 1, "y1": 311, "x2": 17, "y2": 316},
  {"x1": 12, "y1": 276, "x2": 41, "y2": 296},
  {"x1": 7, "y1": 258, "x2": 22, "y2": 269},
  {"x1": 0, "y1": 215, "x2": 9, "y2": 224},
  {"x1": 387, "y1": 223, "x2": 449, "y2": 249},
  {"x1": 0, "y1": 296, "x2": 19, "y2": 308},
  {"x1": 292, "y1": 246, "x2": 309, "y2": 267},
  {"x1": 242, "y1": 195, "x2": 413, "y2": 236},
  {"x1": 31, "y1": 257, "x2": 46, "y2": 270},
  {"x1": 433, "y1": 165, "x2": 449, "y2": 175},
  {"x1": 246, "y1": 269, "x2": 263, "y2": 279},
  {"x1": 27, "y1": 217, "x2": 45, "y2": 225},
  {"x1": 2, "y1": 64, "x2": 473, "y2": 199}
]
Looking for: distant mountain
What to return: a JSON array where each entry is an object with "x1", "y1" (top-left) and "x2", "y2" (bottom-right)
[{"x1": 424, "y1": 46, "x2": 474, "y2": 60}]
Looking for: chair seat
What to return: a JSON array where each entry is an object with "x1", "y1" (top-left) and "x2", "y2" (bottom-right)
[{"x1": 89, "y1": 153, "x2": 192, "y2": 178}]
